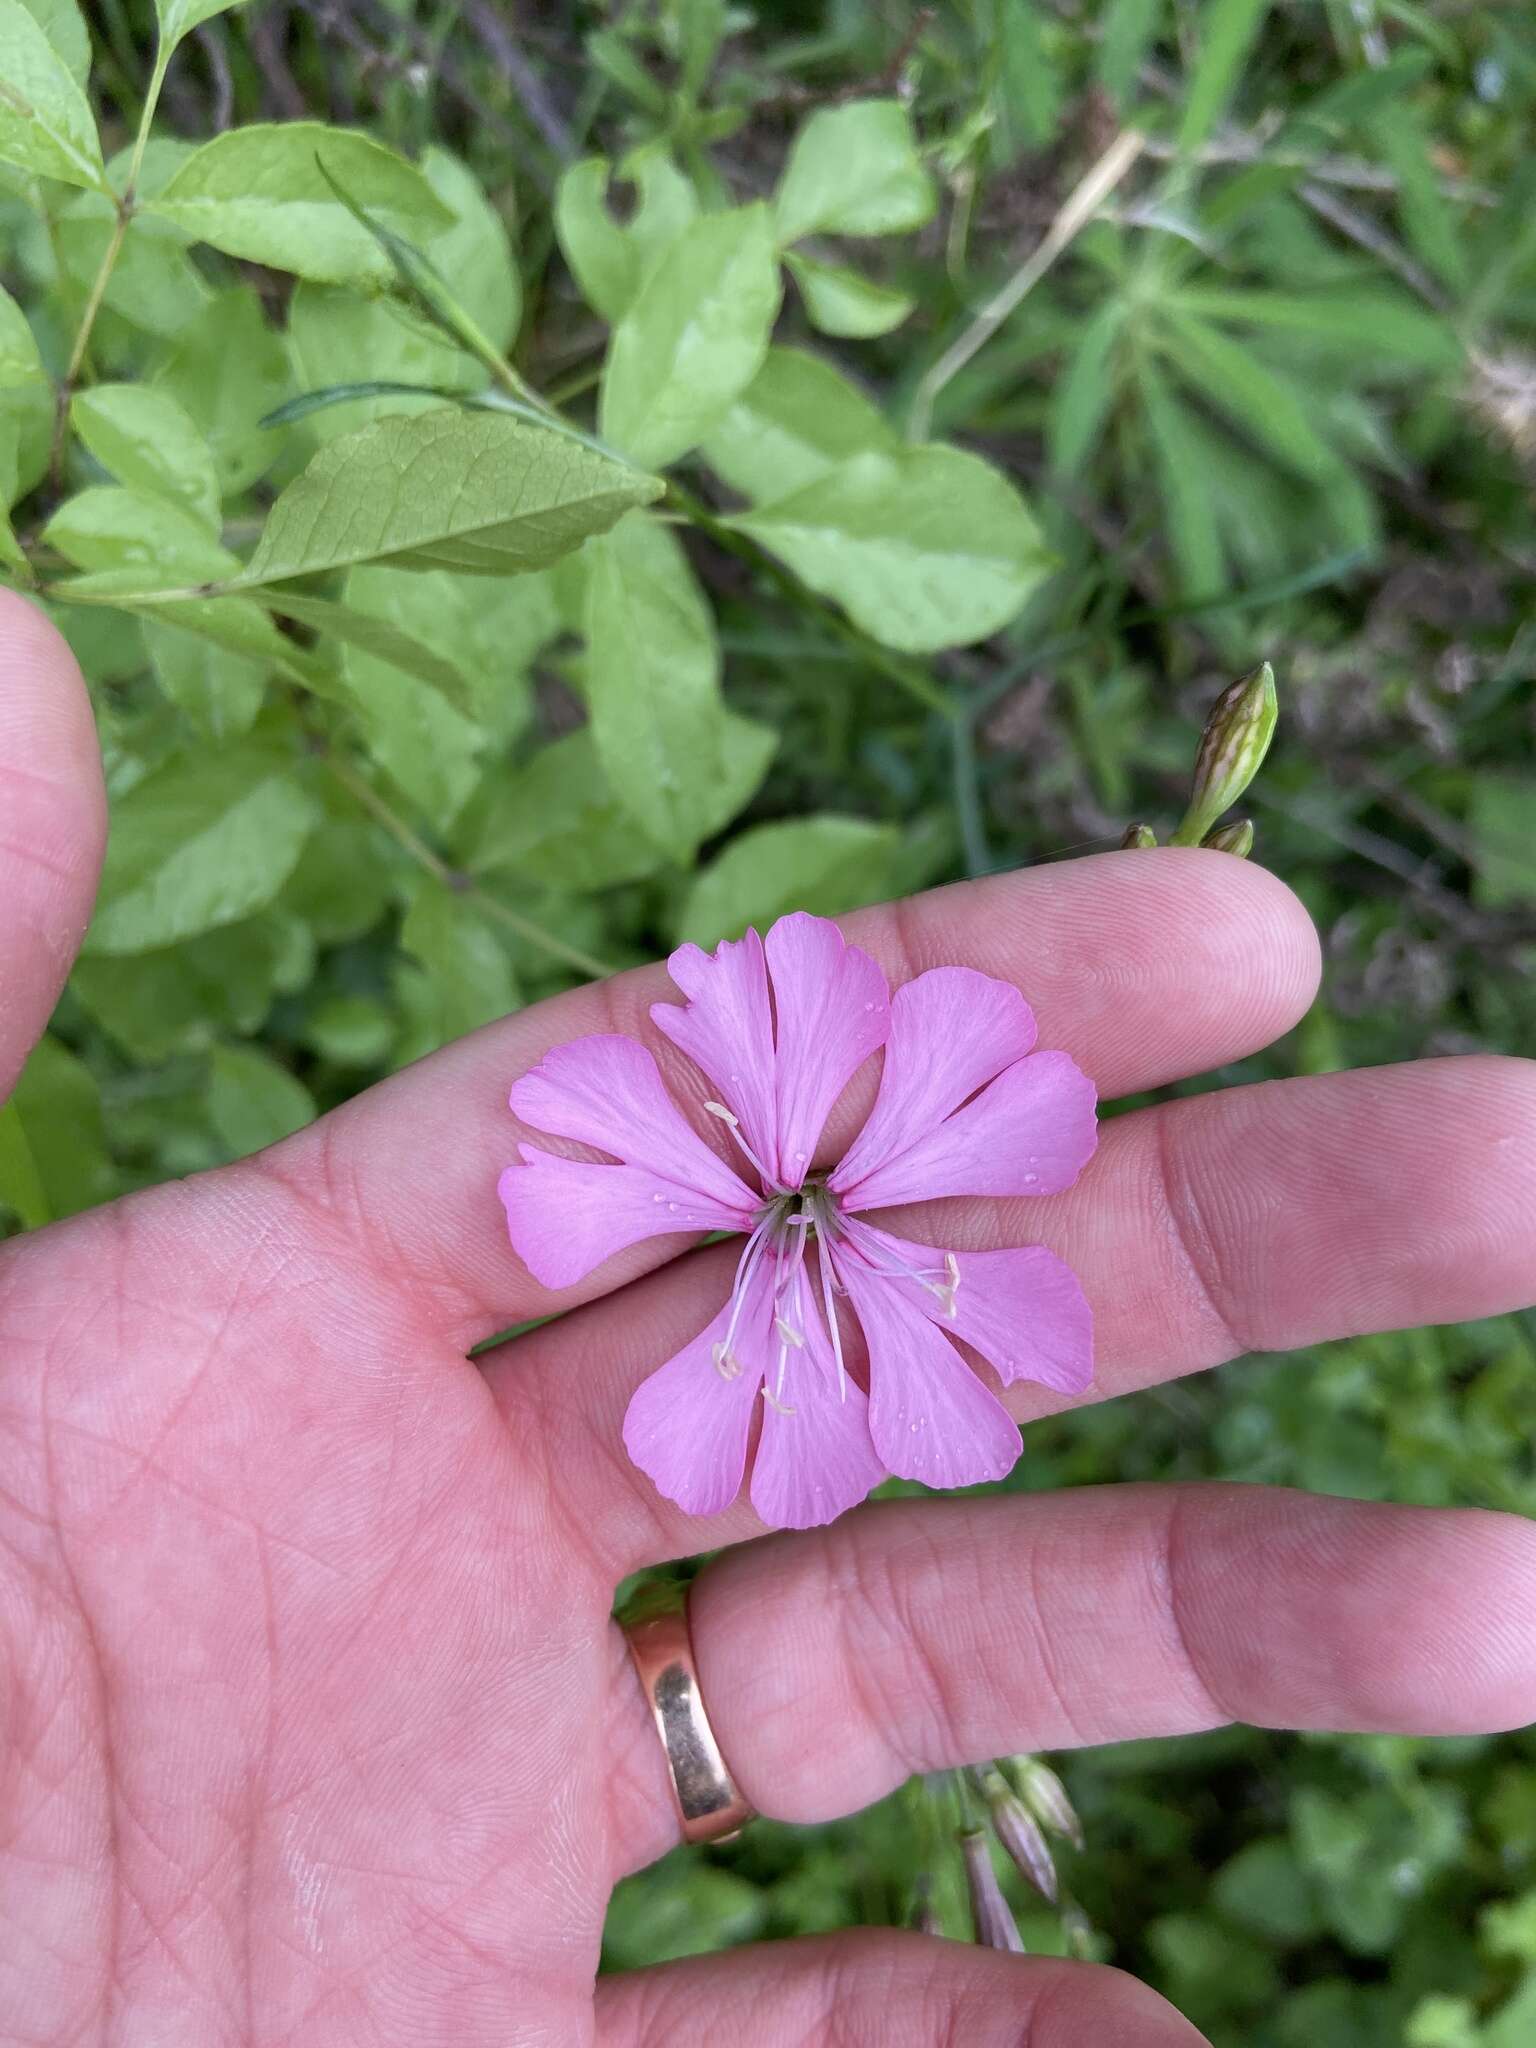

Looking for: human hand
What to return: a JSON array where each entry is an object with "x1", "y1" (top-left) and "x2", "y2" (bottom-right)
[{"x1": 4, "y1": 588, "x2": 1535, "y2": 2047}]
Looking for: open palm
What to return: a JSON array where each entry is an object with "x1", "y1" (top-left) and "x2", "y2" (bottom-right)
[{"x1": 5, "y1": 589, "x2": 1535, "y2": 2048}]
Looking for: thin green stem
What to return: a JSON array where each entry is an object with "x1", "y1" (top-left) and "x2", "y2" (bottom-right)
[{"x1": 323, "y1": 751, "x2": 614, "y2": 982}]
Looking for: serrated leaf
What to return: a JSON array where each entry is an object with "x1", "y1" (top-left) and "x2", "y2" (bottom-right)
[
  {"x1": 677, "y1": 815, "x2": 899, "y2": 948},
  {"x1": 207, "y1": 1043, "x2": 315, "y2": 1157},
  {"x1": 599, "y1": 203, "x2": 781, "y2": 468},
  {"x1": 155, "y1": 0, "x2": 247, "y2": 50},
  {"x1": 144, "y1": 125, "x2": 455, "y2": 285},
  {"x1": 43, "y1": 486, "x2": 240, "y2": 582},
  {"x1": 86, "y1": 743, "x2": 318, "y2": 955},
  {"x1": 243, "y1": 409, "x2": 661, "y2": 584},
  {"x1": 784, "y1": 251, "x2": 913, "y2": 337},
  {"x1": 773, "y1": 100, "x2": 936, "y2": 244},
  {"x1": 472, "y1": 713, "x2": 775, "y2": 889},
  {"x1": 729, "y1": 444, "x2": 1049, "y2": 653},
  {"x1": 155, "y1": 287, "x2": 295, "y2": 492},
  {"x1": 71, "y1": 384, "x2": 222, "y2": 531},
  {"x1": 583, "y1": 509, "x2": 729, "y2": 861},
  {"x1": 704, "y1": 346, "x2": 896, "y2": 502},
  {"x1": 0, "y1": 0, "x2": 104, "y2": 189}
]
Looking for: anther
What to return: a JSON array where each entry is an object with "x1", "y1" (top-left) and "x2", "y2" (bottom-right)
[{"x1": 761, "y1": 1387, "x2": 797, "y2": 1416}]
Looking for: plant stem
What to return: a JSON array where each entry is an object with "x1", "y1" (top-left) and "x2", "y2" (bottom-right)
[{"x1": 322, "y1": 750, "x2": 615, "y2": 981}]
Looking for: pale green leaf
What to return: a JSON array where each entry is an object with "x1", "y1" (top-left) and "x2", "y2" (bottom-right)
[
  {"x1": 244, "y1": 409, "x2": 661, "y2": 584},
  {"x1": 555, "y1": 158, "x2": 639, "y2": 323},
  {"x1": 43, "y1": 486, "x2": 240, "y2": 582},
  {"x1": 70, "y1": 913, "x2": 306, "y2": 1060},
  {"x1": 599, "y1": 203, "x2": 781, "y2": 468},
  {"x1": 421, "y1": 144, "x2": 521, "y2": 352},
  {"x1": 1178, "y1": 0, "x2": 1273, "y2": 155},
  {"x1": 18, "y1": 0, "x2": 91, "y2": 85},
  {"x1": 0, "y1": 281, "x2": 46, "y2": 391},
  {"x1": 472, "y1": 713, "x2": 775, "y2": 889},
  {"x1": 287, "y1": 283, "x2": 479, "y2": 444},
  {"x1": 773, "y1": 100, "x2": 936, "y2": 244},
  {"x1": 86, "y1": 744, "x2": 319, "y2": 955},
  {"x1": 398, "y1": 878, "x2": 518, "y2": 1056},
  {"x1": 0, "y1": 0, "x2": 104, "y2": 189},
  {"x1": 704, "y1": 347, "x2": 897, "y2": 502},
  {"x1": 71, "y1": 384, "x2": 222, "y2": 531},
  {"x1": 784, "y1": 251, "x2": 913, "y2": 337},
  {"x1": 57, "y1": 192, "x2": 213, "y2": 340},
  {"x1": 259, "y1": 588, "x2": 475, "y2": 712},
  {"x1": 156, "y1": 287, "x2": 295, "y2": 492},
  {"x1": 155, "y1": 0, "x2": 248, "y2": 52},
  {"x1": 677, "y1": 815, "x2": 899, "y2": 948},
  {"x1": 207, "y1": 1043, "x2": 315, "y2": 1157},
  {"x1": 583, "y1": 509, "x2": 729, "y2": 862},
  {"x1": 145, "y1": 125, "x2": 455, "y2": 286},
  {"x1": 144, "y1": 617, "x2": 266, "y2": 740},
  {"x1": 729, "y1": 444, "x2": 1050, "y2": 653}
]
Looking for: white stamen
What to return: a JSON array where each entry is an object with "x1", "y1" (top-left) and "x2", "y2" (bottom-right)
[
  {"x1": 814, "y1": 1229, "x2": 849, "y2": 1403},
  {"x1": 703, "y1": 1098, "x2": 790, "y2": 1195},
  {"x1": 761, "y1": 1385, "x2": 797, "y2": 1416},
  {"x1": 774, "y1": 1315, "x2": 804, "y2": 1348}
]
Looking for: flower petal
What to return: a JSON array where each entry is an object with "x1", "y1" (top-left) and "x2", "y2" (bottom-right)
[
  {"x1": 499, "y1": 1150, "x2": 752, "y2": 1291},
  {"x1": 623, "y1": 1290, "x2": 765, "y2": 1519},
  {"x1": 510, "y1": 1033, "x2": 758, "y2": 1213},
  {"x1": 766, "y1": 911, "x2": 889, "y2": 1186},
  {"x1": 845, "y1": 1224, "x2": 1094, "y2": 1396},
  {"x1": 839, "y1": 1253, "x2": 1022, "y2": 1488},
  {"x1": 836, "y1": 1049, "x2": 1098, "y2": 1213},
  {"x1": 650, "y1": 931, "x2": 779, "y2": 1186},
  {"x1": 750, "y1": 1271, "x2": 885, "y2": 1530},
  {"x1": 830, "y1": 967, "x2": 1036, "y2": 1197}
]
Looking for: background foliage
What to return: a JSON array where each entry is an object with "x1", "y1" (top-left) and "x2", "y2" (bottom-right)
[{"x1": 2, "y1": 1, "x2": 1534, "y2": 2039}]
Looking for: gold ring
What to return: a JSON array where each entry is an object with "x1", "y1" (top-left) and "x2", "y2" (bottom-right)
[{"x1": 620, "y1": 1582, "x2": 755, "y2": 1845}]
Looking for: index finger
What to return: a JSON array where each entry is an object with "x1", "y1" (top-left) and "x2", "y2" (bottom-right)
[{"x1": 266, "y1": 848, "x2": 1319, "y2": 1341}]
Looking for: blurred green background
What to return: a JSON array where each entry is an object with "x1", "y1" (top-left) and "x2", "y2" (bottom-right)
[{"x1": 3, "y1": 3, "x2": 1535, "y2": 2041}]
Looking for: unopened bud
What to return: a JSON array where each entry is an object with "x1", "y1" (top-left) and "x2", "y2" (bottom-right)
[
  {"x1": 1016, "y1": 1759, "x2": 1084, "y2": 1851},
  {"x1": 1172, "y1": 661, "x2": 1277, "y2": 847},
  {"x1": 978, "y1": 1766, "x2": 1057, "y2": 1901},
  {"x1": 960, "y1": 1828, "x2": 1026, "y2": 1952},
  {"x1": 1121, "y1": 822, "x2": 1158, "y2": 849},
  {"x1": 1061, "y1": 1900, "x2": 1095, "y2": 1960},
  {"x1": 1202, "y1": 817, "x2": 1254, "y2": 857}
]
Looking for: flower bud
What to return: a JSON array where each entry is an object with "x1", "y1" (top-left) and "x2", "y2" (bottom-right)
[
  {"x1": 1016, "y1": 1759, "x2": 1084, "y2": 1851},
  {"x1": 1202, "y1": 817, "x2": 1254, "y2": 857},
  {"x1": 978, "y1": 1766, "x2": 1058, "y2": 1902},
  {"x1": 1120, "y1": 822, "x2": 1158, "y2": 849},
  {"x1": 1061, "y1": 1901, "x2": 1095, "y2": 1960},
  {"x1": 1172, "y1": 661, "x2": 1277, "y2": 847},
  {"x1": 960, "y1": 1828, "x2": 1027, "y2": 1952}
]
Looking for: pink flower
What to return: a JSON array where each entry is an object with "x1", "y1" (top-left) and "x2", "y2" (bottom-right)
[{"x1": 499, "y1": 914, "x2": 1098, "y2": 1530}]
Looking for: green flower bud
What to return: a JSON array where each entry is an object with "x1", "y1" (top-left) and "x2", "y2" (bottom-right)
[
  {"x1": 978, "y1": 1765, "x2": 1058, "y2": 1902},
  {"x1": 960, "y1": 1828, "x2": 1027, "y2": 1952},
  {"x1": 1202, "y1": 817, "x2": 1255, "y2": 857},
  {"x1": 1121, "y1": 822, "x2": 1158, "y2": 849},
  {"x1": 1061, "y1": 1901, "x2": 1096, "y2": 1960},
  {"x1": 1016, "y1": 1759, "x2": 1084, "y2": 1851},
  {"x1": 1172, "y1": 662, "x2": 1277, "y2": 847}
]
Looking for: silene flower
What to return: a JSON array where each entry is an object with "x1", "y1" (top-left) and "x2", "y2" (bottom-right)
[{"x1": 499, "y1": 913, "x2": 1098, "y2": 1531}]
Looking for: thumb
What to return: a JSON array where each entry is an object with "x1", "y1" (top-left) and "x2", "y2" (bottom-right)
[{"x1": 0, "y1": 589, "x2": 106, "y2": 1103}]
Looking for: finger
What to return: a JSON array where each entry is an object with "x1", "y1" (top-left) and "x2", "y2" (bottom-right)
[
  {"x1": 0, "y1": 592, "x2": 106, "y2": 1099},
  {"x1": 605, "y1": 1484, "x2": 1536, "y2": 1877},
  {"x1": 594, "y1": 1931, "x2": 1207, "y2": 2048},
  {"x1": 267, "y1": 849, "x2": 1318, "y2": 1337},
  {"x1": 490, "y1": 1054, "x2": 1536, "y2": 1571}
]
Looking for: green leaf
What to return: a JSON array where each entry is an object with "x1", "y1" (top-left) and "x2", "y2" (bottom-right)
[
  {"x1": 282, "y1": 819, "x2": 393, "y2": 943},
  {"x1": 1097, "y1": 0, "x2": 1162, "y2": 109},
  {"x1": 244, "y1": 408, "x2": 661, "y2": 584},
  {"x1": 1169, "y1": 286, "x2": 1458, "y2": 369},
  {"x1": 43, "y1": 487, "x2": 241, "y2": 582},
  {"x1": 676, "y1": 815, "x2": 899, "y2": 948},
  {"x1": 703, "y1": 346, "x2": 897, "y2": 502},
  {"x1": 144, "y1": 616, "x2": 266, "y2": 740},
  {"x1": 556, "y1": 147, "x2": 698, "y2": 325},
  {"x1": 0, "y1": 0, "x2": 104, "y2": 188},
  {"x1": 258, "y1": 588, "x2": 475, "y2": 712},
  {"x1": 1212, "y1": 1839, "x2": 1323, "y2": 1946},
  {"x1": 1469, "y1": 778, "x2": 1536, "y2": 907},
  {"x1": 773, "y1": 100, "x2": 936, "y2": 244},
  {"x1": 85, "y1": 743, "x2": 318, "y2": 955},
  {"x1": 117, "y1": 593, "x2": 339, "y2": 698},
  {"x1": 1161, "y1": 313, "x2": 1345, "y2": 481},
  {"x1": 156, "y1": 287, "x2": 295, "y2": 492},
  {"x1": 1048, "y1": 297, "x2": 1126, "y2": 477},
  {"x1": 1177, "y1": 0, "x2": 1273, "y2": 156},
  {"x1": 1370, "y1": 106, "x2": 1472, "y2": 297},
  {"x1": 1, "y1": 1040, "x2": 108, "y2": 1217},
  {"x1": 421, "y1": 144, "x2": 521, "y2": 352},
  {"x1": 729, "y1": 444, "x2": 1050, "y2": 653},
  {"x1": 583, "y1": 509, "x2": 730, "y2": 861},
  {"x1": 397, "y1": 878, "x2": 518, "y2": 1056},
  {"x1": 18, "y1": 0, "x2": 91, "y2": 86},
  {"x1": 287, "y1": 283, "x2": 479, "y2": 444},
  {"x1": 206, "y1": 1043, "x2": 314, "y2": 1156},
  {"x1": 155, "y1": 0, "x2": 248, "y2": 52},
  {"x1": 70, "y1": 913, "x2": 307, "y2": 1060},
  {"x1": 784, "y1": 251, "x2": 913, "y2": 338},
  {"x1": 71, "y1": 384, "x2": 222, "y2": 532},
  {"x1": 1138, "y1": 356, "x2": 1227, "y2": 598},
  {"x1": 144, "y1": 125, "x2": 455, "y2": 285},
  {"x1": 599, "y1": 203, "x2": 780, "y2": 468},
  {"x1": 0, "y1": 1095, "x2": 51, "y2": 1229},
  {"x1": 0, "y1": 281, "x2": 50, "y2": 519},
  {"x1": 472, "y1": 713, "x2": 775, "y2": 889}
]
